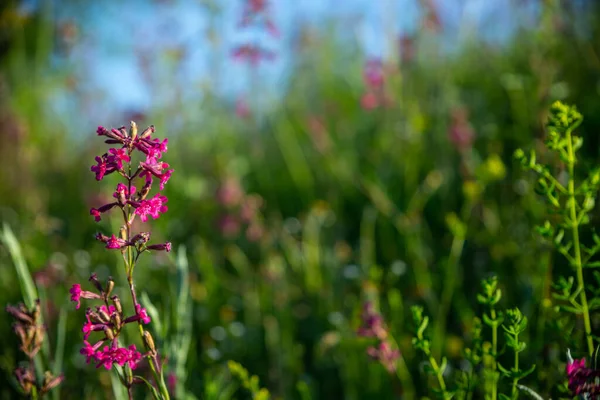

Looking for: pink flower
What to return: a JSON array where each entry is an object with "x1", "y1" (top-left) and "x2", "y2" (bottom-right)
[
  {"x1": 108, "y1": 148, "x2": 130, "y2": 169},
  {"x1": 91, "y1": 155, "x2": 108, "y2": 181},
  {"x1": 82, "y1": 318, "x2": 94, "y2": 340},
  {"x1": 126, "y1": 345, "x2": 142, "y2": 369},
  {"x1": 90, "y1": 208, "x2": 101, "y2": 222},
  {"x1": 357, "y1": 302, "x2": 387, "y2": 339},
  {"x1": 134, "y1": 193, "x2": 168, "y2": 222},
  {"x1": 231, "y1": 44, "x2": 275, "y2": 65},
  {"x1": 136, "y1": 304, "x2": 151, "y2": 324},
  {"x1": 95, "y1": 346, "x2": 117, "y2": 370},
  {"x1": 366, "y1": 341, "x2": 400, "y2": 373},
  {"x1": 236, "y1": 98, "x2": 251, "y2": 119},
  {"x1": 106, "y1": 235, "x2": 128, "y2": 250},
  {"x1": 139, "y1": 156, "x2": 173, "y2": 188},
  {"x1": 80, "y1": 340, "x2": 103, "y2": 364},
  {"x1": 361, "y1": 92, "x2": 379, "y2": 110},
  {"x1": 70, "y1": 284, "x2": 82, "y2": 309},
  {"x1": 363, "y1": 59, "x2": 384, "y2": 88},
  {"x1": 89, "y1": 202, "x2": 117, "y2": 222},
  {"x1": 567, "y1": 357, "x2": 586, "y2": 376}
]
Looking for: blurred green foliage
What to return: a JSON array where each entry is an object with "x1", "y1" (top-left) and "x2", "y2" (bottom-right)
[{"x1": 2, "y1": 0, "x2": 600, "y2": 398}]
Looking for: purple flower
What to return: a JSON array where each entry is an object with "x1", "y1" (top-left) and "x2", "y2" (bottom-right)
[
  {"x1": 106, "y1": 235, "x2": 128, "y2": 250},
  {"x1": 70, "y1": 284, "x2": 82, "y2": 309},
  {"x1": 367, "y1": 341, "x2": 400, "y2": 373},
  {"x1": 80, "y1": 340, "x2": 103, "y2": 364},
  {"x1": 135, "y1": 304, "x2": 151, "y2": 324},
  {"x1": 134, "y1": 193, "x2": 168, "y2": 222},
  {"x1": 357, "y1": 302, "x2": 387, "y2": 340},
  {"x1": 108, "y1": 148, "x2": 130, "y2": 169}
]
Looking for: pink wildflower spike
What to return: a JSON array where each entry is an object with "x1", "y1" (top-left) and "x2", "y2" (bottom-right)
[
  {"x1": 105, "y1": 234, "x2": 128, "y2": 250},
  {"x1": 134, "y1": 193, "x2": 168, "y2": 222},
  {"x1": 135, "y1": 304, "x2": 151, "y2": 324},
  {"x1": 70, "y1": 284, "x2": 82, "y2": 309}
]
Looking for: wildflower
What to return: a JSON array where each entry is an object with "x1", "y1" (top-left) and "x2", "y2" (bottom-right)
[
  {"x1": 134, "y1": 193, "x2": 168, "y2": 222},
  {"x1": 89, "y1": 202, "x2": 118, "y2": 222},
  {"x1": 105, "y1": 234, "x2": 128, "y2": 250},
  {"x1": 70, "y1": 284, "x2": 82, "y2": 309},
  {"x1": 357, "y1": 302, "x2": 387, "y2": 340},
  {"x1": 135, "y1": 304, "x2": 151, "y2": 324},
  {"x1": 69, "y1": 284, "x2": 102, "y2": 309},
  {"x1": 231, "y1": 44, "x2": 276, "y2": 65},
  {"x1": 566, "y1": 356, "x2": 600, "y2": 395},
  {"x1": 367, "y1": 342, "x2": 400, "y2": 373},
  {"x1": 82, "y1": 121, "x2": 172, "y2": 395}
]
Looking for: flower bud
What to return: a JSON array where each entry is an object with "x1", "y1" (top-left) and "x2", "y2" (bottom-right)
[
  {"x1": 111, "y1": 296, "x2": 123, "y2": 315},
  {"x1": 140, "y1": 125, "x2": 155, "y2": 139},
  {"x1": 147, "y1": 242, "x2": 172, "y2": 252},
  {"x1": 89, "y1": 273, "x2": 104, "y2": 293},
  {"x1": 105, "y1": 277, "x2": 115, "y2": 297},
  {"x1": 130, "y1": 121, "x2": 138, "y2": 142},
  {"x1": 104, "y1": 326, "x2": 115, "y2": 341},
  {"x1": 113, "y1": 312, "x2": 122, "y2": 328},
  {"x1": 97, "y1": 308, "x2": 110, "y2": 323},
  {"x1": 143, "y1": 330, "x2": 156, "y2": 353},
  {"x1": 41, "y1": 372, "x2": 64, "y2": 394},
  {"x1": 119, "y1": 226, "x2": 127, "y2": 241}
]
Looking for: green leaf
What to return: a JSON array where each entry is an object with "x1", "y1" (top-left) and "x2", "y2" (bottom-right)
[{"x1": 1, "y1": 223, "x2": 38, "y2": 307}]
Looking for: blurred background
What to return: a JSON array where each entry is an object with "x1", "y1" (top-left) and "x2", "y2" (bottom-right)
[{"x1": 1, "y1": 0, "x2": 600, "y2": 398}]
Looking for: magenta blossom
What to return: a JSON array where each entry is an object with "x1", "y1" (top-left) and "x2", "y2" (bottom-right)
[
  {"x1": 134, "y1": 193, "x2": 168, "y2": 222},
  {"x1": 69, "y1": 283, "x2": 102, "y2": 309},
  {"x1": 105, "y1": 235, "x2": 128, "y2": 250},
  {"x1": 70, "y1": 284, "x2": 82, "y2": 309},
  {"x1": 135, "y1": 304, "x2": 151, "y2": 324}
]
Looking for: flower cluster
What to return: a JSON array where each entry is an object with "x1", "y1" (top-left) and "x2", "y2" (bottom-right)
[
  {"x1": 357, "y1": 302, "x2": 400, "y2": 373},
  {"x1": 238, "y1": 0, "x2": 279, "y2": 38},
  {"x1": 74, "y1": 121, "x2": 172, "y2": 399},
  {"x1": 70, "y1": 274, "x2": 153, "y2": 371},
  {"x1": 360, "y1": 59, "x2": 393, "y2": 111},
  {"x1": 232, "y1": 0, "x2": 278, "y2": 66},
  {"x1": 217, "y1": 177, "x2": 265, "y2": 242},
  {"x1": 7, "y1": 300, "x2": 64, "y2": 397},
  {"x1": 90, "y1": 122, "x2": 172, "y2": 252},
  {"x1": 566, "y1": 355, "x2": 600, "y2": 396}
]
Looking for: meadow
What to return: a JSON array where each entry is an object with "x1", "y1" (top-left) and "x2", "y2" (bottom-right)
[{"x1": 2, "y1": 1, "x2": 600, "y2": 398}]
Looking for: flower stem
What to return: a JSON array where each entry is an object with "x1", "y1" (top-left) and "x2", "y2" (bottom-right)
[
  {"x1": 566, "y1": 129, "x2": 594, "y2": 357},
  {"x1": 491, "y1": 308, "x2": 498, "y2": 400}
]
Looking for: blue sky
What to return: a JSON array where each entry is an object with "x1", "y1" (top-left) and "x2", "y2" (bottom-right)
[{"x1": 42, "y1": 0, "x2": 537, "y2": 122}]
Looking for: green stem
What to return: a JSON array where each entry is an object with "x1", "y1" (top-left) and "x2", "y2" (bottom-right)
[
  {"x1": 433, "y1": 233, "x2": 465, "y2": 359},
  {"x1": 491, "y1": 308, "x2": 498, "y2": 400},
  {"x1": 566, "y1": 129, "x2": 594, "y2": 356},
  {"x1": 428, "y1": 356, "x2": 447, "y2": 395},
  {"x1": 512, "y1": 338, "x2": 519, "y2": 399}
]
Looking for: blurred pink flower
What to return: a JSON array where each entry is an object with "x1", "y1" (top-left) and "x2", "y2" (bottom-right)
[
  {"x1": 217, "y1": 178, "x2": 244, "y2": 207},
  {"x1": 219, "y1": 215, "x2": 241, "y2": 238},
  {"x1": 236, "y1": 98, "x2": 251, "y2": 119}
]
